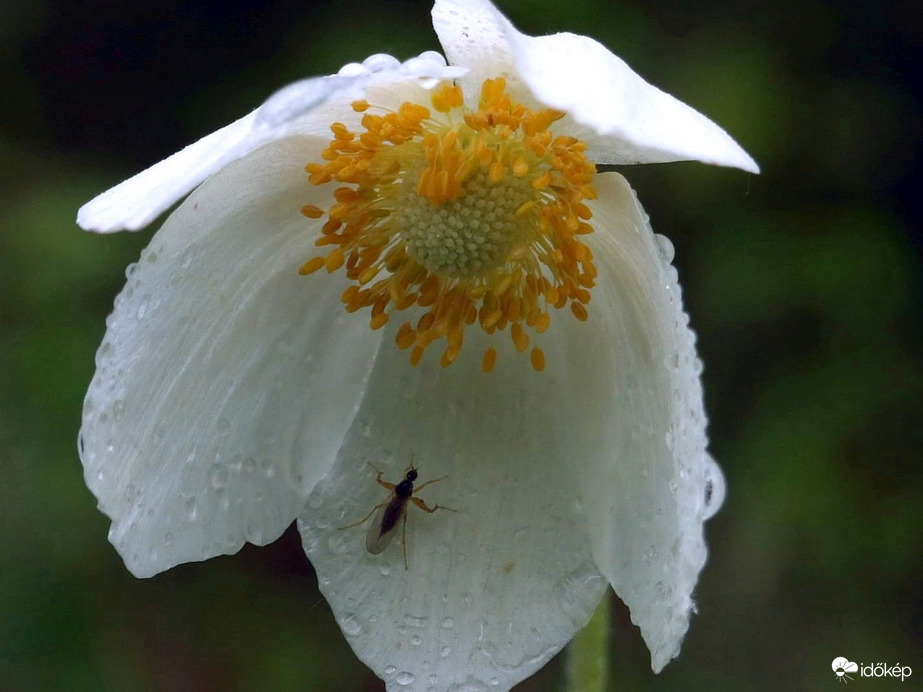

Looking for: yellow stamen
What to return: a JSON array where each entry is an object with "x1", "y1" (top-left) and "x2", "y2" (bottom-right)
[{"x1": 299, "y1": 78, "x2": 597, "y2": 371}]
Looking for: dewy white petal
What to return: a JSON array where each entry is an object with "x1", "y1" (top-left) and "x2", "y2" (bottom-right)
[
  {"x1": 504, "y1": 32, "x2": 758, "y2": 172},
  {"x1": 77, "y1": 53, "x2": 464, "y2": 234},
  {"x1": 298, "y1": 327, "x2": 610, "y2": 692},
  {"x1": 433, "y1": 0, "x2": 758, "y2": 172},
  {"x1": 80, "y1": 136, "x2": 383, "y2": 578},
  {"x1": 574, "y1": 172, "x2": 725, "y2": 672},
  {"x1": 432, "y1": 0, "x2": 521, "y2": 98},
  {"x1": 76, "y1": 110, "x2": 258, "y2": 234}
]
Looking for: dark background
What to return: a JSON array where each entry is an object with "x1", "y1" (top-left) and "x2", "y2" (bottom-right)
[{"x1": 2, "y1": 1, "x2": 920, "y2": 689}]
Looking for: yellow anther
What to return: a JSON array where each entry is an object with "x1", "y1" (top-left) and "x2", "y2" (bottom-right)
[
  {"x1": 299, "y1": 256, "x2": 326, "y2": 275},
  {"x1": 301, "y1": 77, "x2": 598, "y2": 371},
  {"x1": 325, "y1": 248, "x2": 345, "y2": 272},
  {"x1": 570, "y1": 302, "x2": 588, "y2": 321},
  {"x1": 482, "y1": 347, "x2": 498, "y2": 373},
  {"x1": 530, "y1": 347, "x2": 546, "y2": 372},
  {"x1": 515, "y1": 201, "x2": 536, "y2": 220},
  {"x1": 489, "y1": 161, "x2": 504, "y2": 183},
  {"x1": 511, "y1": 322, "x2": 530, "y2": 352},
  {"x1": 512, "y1": 157, "x2": 529, "y2": 177}
]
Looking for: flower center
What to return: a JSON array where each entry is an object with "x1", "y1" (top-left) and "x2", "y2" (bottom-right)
[{"x1": 299, "y1": 78, "x2": 597, "y2": 372}]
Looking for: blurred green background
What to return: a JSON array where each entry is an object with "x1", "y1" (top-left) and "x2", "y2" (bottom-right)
[{"x1": 1, "y1": 0, "x2": 920, "y2": 690}]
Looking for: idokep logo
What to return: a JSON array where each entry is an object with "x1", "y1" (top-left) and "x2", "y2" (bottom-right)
[
  {"x1": 833, "y1": 658, "x2": 859, "y2": 683},
  {"x1": 832, "y1": 657, "x2": 913, "y2": 683}
]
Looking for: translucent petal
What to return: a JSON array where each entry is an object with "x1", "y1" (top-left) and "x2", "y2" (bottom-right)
[
  {"x1": 432, "y1": 0, "x2": 758, "y2": 172},
  {"x1": 298, "y1": 327, "x2": 610, "y2": 691},
  {"x1": 432, "y1": 0, "x2": 522, "y2": 99},
  {"x1": 80, "y1": 137, "x2": 383, "y2": 577},
  {"x1": 574, "y1": 172, "x2": 725, "y2": 672},
  {"x1": 78, "y1": 53, "x2": 463, "y2": 233}
]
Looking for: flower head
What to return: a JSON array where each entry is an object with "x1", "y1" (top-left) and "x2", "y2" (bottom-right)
[{"x1": 77, "y1": 1, "x2": 753, "y2": 690}]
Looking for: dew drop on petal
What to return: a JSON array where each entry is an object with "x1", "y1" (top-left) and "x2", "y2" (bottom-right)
[
  {"x1": 340, "y1": 613, "x2": 362, "y2": 636},
  {"x1": 385, "y1": 665, "x2": 397, "y2": 675},
  {"x1": 654, "y1": 233, "x2": 675, "y2": 264},
  {"x1": 440, "y1": 616, "x2": 454, "y2": 629},
  {"x1": 395, "y1": 671, "x2": 415, "y2": 686},
  {"x1": 208, "y1": 463, "x2": 228, "y2": 489},
  {"x1": 703, "y1": 457, "x2": 727, "y2": 519},
  {"x1": 403, "y1": 614, "x2": 426, "y2": 628}
]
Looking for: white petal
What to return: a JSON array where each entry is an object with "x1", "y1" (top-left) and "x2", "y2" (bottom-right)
[
  {"x1": 78, "y1": 53, "x2": 464, "y2": 234},
  {"x1": 298, "y1": 328, "x2": 610, "y2": 691},
  {"x1": 432, "y1": 0, "x2": 758, "y2": 172},
  {"x1": 575, "y1": 172, "x2": 725, "y2": 671},
  {"x1": 76, "y1": 110, "x2": 258, "y2": 233},
  {"x1": 432, "y1": 0, "x2": 520, "y2": 98},
  {"x1": 80, "y1": 136, "x2": 383, "y2": 577}
]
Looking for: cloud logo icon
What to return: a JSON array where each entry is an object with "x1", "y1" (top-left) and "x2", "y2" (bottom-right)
[{"x1": 832, "y1": 657, "x2": 859, "y2": 683}]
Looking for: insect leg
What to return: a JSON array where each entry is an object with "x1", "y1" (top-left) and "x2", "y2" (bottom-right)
[
  {"x1": 413, "y1": 475, "x2": 448, "y2": 492},
  {"x1": 411, "y1": 497, "x2": 457, "y2": 514},
  {"x1": 401, "y1": 510, "x2": 409, "y2": 570},
  {"x1": 338, "y1": 501, "x2": 387, "y2": 530},
  {"x1": 366, "y1": 461, "x2": 396, "y2": 491}
]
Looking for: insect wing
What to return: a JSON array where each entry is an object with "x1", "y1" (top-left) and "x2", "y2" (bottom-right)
[{"x1": 365, "y1": 500, "x2": 403, "y2": 554}]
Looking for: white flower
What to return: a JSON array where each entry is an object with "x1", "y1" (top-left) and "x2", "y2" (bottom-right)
[{"x1": 77, "y1": 1, "x2": 754, "y2": 690}]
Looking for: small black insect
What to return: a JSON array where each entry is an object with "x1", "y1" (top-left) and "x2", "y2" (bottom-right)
[{"x1": 339, "y1": 457, "x2": 455, "y2": 569}]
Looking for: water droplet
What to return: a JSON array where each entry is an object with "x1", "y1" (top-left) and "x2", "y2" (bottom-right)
[
  {"x1": 395, "y1": 672, "x2": 415, "y2": 686},
  {"x1": 259, "y1": 456, "x2": 274, "y2": 477},
  {"x1": 703, "y1": 457, "x2": 726, "y2": 519},
  {"x1": 136, "y1": 298, "x2": 150, "y2": 320},
  {"x1": 654, "y1": 234, "x2": 675, "y2": 263},
  {"x1": 411, "y1": 634, "x2": 422, "y2": 646},
  {"x1": 379, "y1": 564, "x2": 392, "y2": 576},
  {"x1": 146, "y1": 250, "x2": 158, "y2": 263},
  {"x1": 440, "y1": 645, "x2": 451, "y2": 658},
  {"x1": 428, "y1": 674, "x2": 438, "y2": 684},
  {"x1": 404, "y1": 614, "x2": 427, "y2": 628},
  {"x1": 340, "y1": 613, "x2": 362, "y2": 636},
  {"x1": 208, "y1": 463, "x2": 228, "y2": 489},
  {"x1": 385, "y1": 665, "x2": 397, "y2": 675},
  {"x1": 490, "y1": 677, "x2": 500, "y2": 687},
  {"x1": 440, "y1": 616, "x2": 454, "y2": 629}
]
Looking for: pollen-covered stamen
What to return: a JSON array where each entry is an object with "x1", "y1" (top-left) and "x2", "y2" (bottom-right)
[{"x1": 300, "y1": 78, "x2": 597, "y2": 371}]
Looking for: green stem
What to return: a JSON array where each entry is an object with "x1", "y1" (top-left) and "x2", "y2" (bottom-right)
[{"x1": 565, "y1": 589, "x2": 612, "y2": 692}]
